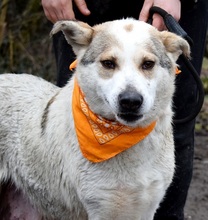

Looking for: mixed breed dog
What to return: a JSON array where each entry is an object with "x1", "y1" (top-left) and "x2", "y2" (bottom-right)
[{"x1": 0, "y1": 18, "x2": 190, "y2": 219}]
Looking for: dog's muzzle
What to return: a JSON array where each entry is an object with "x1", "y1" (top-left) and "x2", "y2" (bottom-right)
[{"x1": 118, "y1": 90, "x2": 143, "y2": 122}]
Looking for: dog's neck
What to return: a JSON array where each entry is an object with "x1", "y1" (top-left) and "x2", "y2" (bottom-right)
[{"x1": 72, "y1": 79, "x2": 156, "y2": 163}]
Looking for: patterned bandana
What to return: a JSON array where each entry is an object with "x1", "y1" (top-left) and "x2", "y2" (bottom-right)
[{"x1": 72, "y1": 79, "x2": 156, "y2": 163}]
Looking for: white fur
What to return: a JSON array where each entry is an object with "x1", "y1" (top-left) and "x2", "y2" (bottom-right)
[{"x1": 0, "y1": 19, "x2": 190, "y2": 219}]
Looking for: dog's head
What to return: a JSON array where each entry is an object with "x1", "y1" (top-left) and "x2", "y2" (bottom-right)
[{"x1": 51, "y1": 19, "x2": 190, "y2": 127}]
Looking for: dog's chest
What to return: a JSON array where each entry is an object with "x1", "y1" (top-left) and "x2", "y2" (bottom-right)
[
  {"x1": 78, "y1": 134, "x2": 173, "y2": 189},
  {"x1": 72, "y1": 140, "x2": 173, "y2": 219}
]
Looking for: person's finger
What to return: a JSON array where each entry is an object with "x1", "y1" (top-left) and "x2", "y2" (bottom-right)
[
  {"x1": 139, "y1": 1, "x2": 165, "y2": 30},
  {"x1": 139, "y1": 0, "x2": 181, "y2": 30},
  {"x1": 152, "y1": 14, "x2": 166, "y2": 31},
  {"x1": 43, "y1": 8, "x2": 57, "y2": 23},
  {"x1": 62, "y1": 0, "x2": 75, "y2": 20},
  {"x1": 74, "y1": 0, "x2": 91, "y2": 16},
  {"x1": 42, "y1": 0, "x2": 76, "y2": 23},
  {"x1": 139, "y1": 0, "x2": 152, "y2": 22}
]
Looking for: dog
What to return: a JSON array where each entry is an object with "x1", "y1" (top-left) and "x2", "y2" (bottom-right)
[{"x1": 0, "y1": 18, "x2": 190, "y2": 220}]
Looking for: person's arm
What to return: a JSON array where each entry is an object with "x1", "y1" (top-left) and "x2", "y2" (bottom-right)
[
  {"x1": 41, "y1": 0, "x2": 90, "y2": 23},
  {"x1": 139, "y1": 0, "x2": 181, "y2": 30}
]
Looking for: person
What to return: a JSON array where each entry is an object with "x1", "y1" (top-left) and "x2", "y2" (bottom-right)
[{"x1": 42, "y1": 0, "x2": 208, "y2": 219}]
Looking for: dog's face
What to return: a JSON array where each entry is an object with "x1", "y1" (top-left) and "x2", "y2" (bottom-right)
[{"x1": 51, "y1": 19, "x2": 190, "y2": 127}]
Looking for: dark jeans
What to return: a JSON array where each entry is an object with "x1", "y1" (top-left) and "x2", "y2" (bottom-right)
[{"x1": 53, "y1": 0, "x2": 208, "y2": 219}]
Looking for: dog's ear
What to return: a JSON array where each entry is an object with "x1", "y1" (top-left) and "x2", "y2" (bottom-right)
[
  {"x1": 159, "y1": 31, "x2": 191, "y2": 61},
  {"x1": 50, "y1": 20, "x2": 93, "y2": 54}
]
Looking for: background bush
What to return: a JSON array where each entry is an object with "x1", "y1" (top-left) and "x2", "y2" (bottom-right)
[{"x1": 0, "y1": 0, "x2": 56, "y2": 82}]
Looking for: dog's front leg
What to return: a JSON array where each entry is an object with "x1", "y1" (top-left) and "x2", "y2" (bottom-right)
[
  {"x1": 80, "y1": 189, "x2": 145, "y2": 220},
  {"x1": 85, "y1": 203, "x2": 142, "y2": 220},
  {"x1": 85, "y1": 203, "x2": 156, "y2": 220}
]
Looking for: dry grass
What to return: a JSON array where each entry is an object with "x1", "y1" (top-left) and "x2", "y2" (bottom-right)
[{"x1": 0, "y1": 0, "x2": 56, "y2": 82}]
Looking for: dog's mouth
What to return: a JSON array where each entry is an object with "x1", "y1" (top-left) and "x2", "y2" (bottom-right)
[{"x1": 117, "y1": 113, "x2": 143, "y2": 123}]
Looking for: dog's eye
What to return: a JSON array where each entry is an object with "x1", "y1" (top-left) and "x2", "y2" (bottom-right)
[
  {"x1": 101, "y1": 60, "x2": 116, "y2": 69},
  {"x1": 142, "y1": 61, "x2": 155, "y2": 70}
]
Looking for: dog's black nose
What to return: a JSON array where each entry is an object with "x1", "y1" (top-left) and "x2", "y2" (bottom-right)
[{"x1": 118, "y1": 91, "x2": 143, "y2": 112}]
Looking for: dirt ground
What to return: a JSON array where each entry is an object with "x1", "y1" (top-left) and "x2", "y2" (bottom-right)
[
  {"x1": 184, "y1": 90, "x2": 208, "y2": 219},
  {"x1": 184, "y1": 135, "x2": 208, "y2": 220}
]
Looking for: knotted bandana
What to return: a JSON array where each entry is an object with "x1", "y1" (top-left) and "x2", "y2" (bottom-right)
[{"x1": 72, "y1": 79, "x2": 156, "y2": 163}]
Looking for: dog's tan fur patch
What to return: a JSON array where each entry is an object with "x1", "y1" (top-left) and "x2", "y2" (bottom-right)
[{"x1": 124, "y1": 23, "x2": 134, "y2": 32}]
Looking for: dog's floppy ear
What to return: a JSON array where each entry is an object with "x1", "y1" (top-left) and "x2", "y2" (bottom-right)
[
  {"x1": 159, "y1": 31, "x2": 191, "y2": 61},
  {"x1": 50, "y1": 20, "x2": 94, "y2": 54}
]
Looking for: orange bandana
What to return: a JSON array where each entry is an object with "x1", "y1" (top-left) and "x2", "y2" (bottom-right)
[{"x1": 72, "y1": 79, "x2": 156, "y2": 163}]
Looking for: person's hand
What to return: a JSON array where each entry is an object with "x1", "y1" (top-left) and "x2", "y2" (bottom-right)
[
  {"x1": 41, "y1": 0, "x2": 91, "y2": 23},
  {"x1": 139, "y1": 0, "x2": 181, "y2": 30}
]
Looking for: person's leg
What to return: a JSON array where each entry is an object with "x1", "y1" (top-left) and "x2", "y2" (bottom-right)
[
  {"x1": 154, "y1": 1, "x2": 208, "y2": 219},
  {"x1": 52, "y1": 32, "x2": 75, "y2": 87}
]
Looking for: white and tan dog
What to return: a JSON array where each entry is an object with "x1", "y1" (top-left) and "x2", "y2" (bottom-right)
[{"x1": 0, "y1": 19, "x2": 190, "y2": 219}]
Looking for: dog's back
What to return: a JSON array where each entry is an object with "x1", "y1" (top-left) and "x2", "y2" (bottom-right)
[{"x1": 0, "y1": 74, "x2": 58, "y2": 157}]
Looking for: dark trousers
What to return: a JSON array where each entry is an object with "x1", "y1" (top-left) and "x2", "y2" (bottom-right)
[{"x1": 53, "y1": 0, "x2": 208, "y2": 219}]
